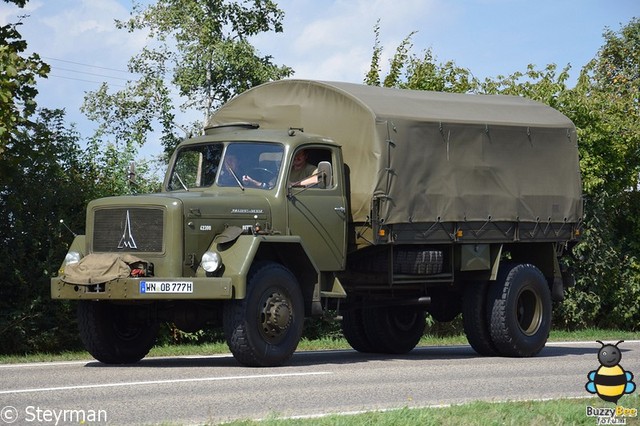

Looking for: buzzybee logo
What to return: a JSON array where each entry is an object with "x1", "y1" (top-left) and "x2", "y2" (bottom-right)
[
  {"x1": 586, "y1": 340, "x2": 635, "y2": 403},
  {"x1": 585, "y1": 340, "x2": 637, "y2": 425}
]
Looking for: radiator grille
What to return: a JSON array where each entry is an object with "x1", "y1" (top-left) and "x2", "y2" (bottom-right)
[{"x1": 93, "y1": 208, "x2": 164, "y2": 253}]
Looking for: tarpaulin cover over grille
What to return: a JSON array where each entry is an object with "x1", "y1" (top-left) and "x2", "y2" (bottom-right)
[
  {"x1": 208, "y1": 80, "x2": 583, "y2": 225},
  {"x1": 62, "y1": 253, "x2": 145, "y2": 284}
]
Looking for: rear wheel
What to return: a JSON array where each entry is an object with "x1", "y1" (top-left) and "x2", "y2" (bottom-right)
[
  {"x1": 487, "y1": 263, "x2": 552, "y2": 357},
  {"x1": 341, "y1": 300, "x2": 376, "y2": 353},
  {"x1": 462, "y1": 281, "x2": 498, "y2": 356},
  {"x1": 363, "y1": 305, "x2": 425, "y2": 354},
  {"x1": 77, "y1": 301, "x2": 158, "y2": 364},
  {"x1": 223, "y1": 262, "x2": 304, "y2": 367}
]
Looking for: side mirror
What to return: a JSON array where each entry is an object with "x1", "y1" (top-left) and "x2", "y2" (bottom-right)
[{"x1": 317, "y1": 161, "x2": 332, "y2": 189}]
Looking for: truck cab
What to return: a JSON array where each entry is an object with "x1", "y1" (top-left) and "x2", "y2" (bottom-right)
[{"x1": 52, "y1": 125, "x2": 348, "y2": 367}]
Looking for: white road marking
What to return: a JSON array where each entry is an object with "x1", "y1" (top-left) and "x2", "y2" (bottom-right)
[
  {"x1": 0, "y1": 360, "x2": 90, "y2": 369},
  {"x1": 0, "y1": 371, "x2": 332, "y2": 395},
  {"x1": 0, "y1": 353, "x2": 232, "y2": 369}
]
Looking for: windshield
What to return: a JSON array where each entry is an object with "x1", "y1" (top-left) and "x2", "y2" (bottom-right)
[{"x1": 167, "y1": 142, "x2": 283, "y2": 191}]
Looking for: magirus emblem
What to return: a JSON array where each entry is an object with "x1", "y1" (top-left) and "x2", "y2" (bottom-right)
[{"x1": 118, "y1": 210, "x2": 138, "y2": 249}]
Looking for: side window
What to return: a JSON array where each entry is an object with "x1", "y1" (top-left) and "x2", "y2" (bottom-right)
[{"x1": 289, "y1": 148, "x2": 334, "y2": 189}]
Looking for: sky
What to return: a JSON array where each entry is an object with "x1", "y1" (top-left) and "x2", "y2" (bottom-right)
[{"x1": 1, "y1": 0, "x2": 638, "y2": 158}]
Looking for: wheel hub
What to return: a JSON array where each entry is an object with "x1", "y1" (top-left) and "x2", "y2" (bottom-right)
[
  {"x1": 259, "y1": 292, "x2": 292, "y2": 342},
  {"x1": 516, "y1": 287, "x2": 542, "y2": 336}
]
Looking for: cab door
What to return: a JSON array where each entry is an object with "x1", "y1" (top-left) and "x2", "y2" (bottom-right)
[{"x1": 286, "y1": 147, "x2": 347, "y2": 271}]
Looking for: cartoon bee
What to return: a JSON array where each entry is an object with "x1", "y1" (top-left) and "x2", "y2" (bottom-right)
[{"x1": 585, "y1": 340, "x2": 636, "y2": 403}]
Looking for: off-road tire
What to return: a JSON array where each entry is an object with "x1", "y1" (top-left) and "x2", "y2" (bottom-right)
[
  {"x1": 362, "y1": 306, "x2": 425, "y2": 354},
  {"x1": 394, "y1": 249, "x2": 443, "y2": 275},
  {"x1": 77, "y1": 301, "x2": 158, "y2": 364},
  {"x1": 341, "y1": 302, "x2": 377, "y2": 353},
  {"x1": 462, "y1": 281, "x2": 498, "y2": 356},
  {"x1": 223, "y1": 262, "x2": 304, "y2": 367},
  {"x1": 487, "y1": 263, "x2": 552, "y2": 357}
]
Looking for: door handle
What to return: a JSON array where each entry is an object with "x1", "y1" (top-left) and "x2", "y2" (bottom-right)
[{"x1": 334, "y1": 207, "x2": 346, "y2": 213}]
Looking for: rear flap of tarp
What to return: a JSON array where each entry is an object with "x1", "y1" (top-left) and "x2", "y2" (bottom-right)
[{"x1": 208, "y1": 79, "x2": 583, "y2": 225}]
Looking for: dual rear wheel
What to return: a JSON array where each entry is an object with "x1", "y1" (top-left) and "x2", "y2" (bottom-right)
[
  {"x1": 341, "y1": 300, "x2": 426, "y2": 354},
  {"x1": 462, "y1": 263, "x2": 552, "y2": 357}
]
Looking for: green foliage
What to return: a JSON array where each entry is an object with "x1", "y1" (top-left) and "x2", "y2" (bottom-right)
[
  {"x1": 403, "y1": 50, "x2": 475, "y2": 93},
  {"x1": 364, "y1": 27, "x2": 475, "y2": 93},
  {"x1": 571, "y1": 18, "x2": 640, "y2": 196},
  {"x1": 0, "y1": 109, "x2": 89, "y2": 354},
  {"x1": 553, "y1": 193, "x2": 637, "y2": 329},
  {"x1": 382, "y1": 31, "x2": 416, "y2": 88},
  {"x1": 363, "y1": 21, "x2": 383, "y2": 86},
  {"x1": 83, "y1": 0, "x2": 293, "y2": 156},
  {"x1": 0, "y1": 20, "x2": 49, "y2": 156},
  {"x1": 302, "y1": 314, "x2": 342, "y2": 341}
]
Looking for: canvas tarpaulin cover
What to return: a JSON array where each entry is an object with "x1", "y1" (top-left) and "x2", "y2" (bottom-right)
[
  {"x1": 62, "y1": 253, "x2": 145, "y2": 285},
  {"x1": 208, "y1": 80, "x2": 583, "y2": 226}
]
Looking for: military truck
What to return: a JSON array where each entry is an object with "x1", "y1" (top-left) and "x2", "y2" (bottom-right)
[{"x1": 51, "y1": 80, "x2": 582, "y2": 367}]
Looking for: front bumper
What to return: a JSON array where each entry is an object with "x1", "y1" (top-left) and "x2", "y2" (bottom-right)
[{"x1": 51, "y1": 276, "x2": 233, "y2": 300}]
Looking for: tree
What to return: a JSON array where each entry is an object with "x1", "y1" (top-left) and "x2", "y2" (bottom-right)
[
  {"x1": 550, "y1": 19, "x2": 640, "y2": 330},
  {"x1": 364, "y1": 25, "x2": 475, "y2": 93},
  {"x1": 572, "y1": 18, "x2": 640, "y2": 195},
  {"x1": 82, "y1": 0, "x2": 293, "y2": 157},
  {"x1": 0, "y1": 10, "x2": 50, "y2": 156},
  {"x1": 0, "y1": 109, "x2": 91, "y2": 353}
]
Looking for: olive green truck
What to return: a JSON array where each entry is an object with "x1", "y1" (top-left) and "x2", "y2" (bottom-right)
[{"x1": 52, "y1": 80, "x2": 583, "y2": 366}]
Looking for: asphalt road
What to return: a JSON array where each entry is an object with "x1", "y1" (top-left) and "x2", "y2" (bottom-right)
[{"x1": 1, "y1": 340, "x2": 638, "y2": 425}]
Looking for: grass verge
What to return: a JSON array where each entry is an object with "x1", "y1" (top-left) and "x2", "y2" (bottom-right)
[
  {"x1": 1, "y1": 328, "x2": 638, "y2": 364},
  {"x1": 223, "y1": 394, "x2": 640, "y2": 425}
]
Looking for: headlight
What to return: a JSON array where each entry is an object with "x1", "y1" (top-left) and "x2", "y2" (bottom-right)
[
  {"x1": 201, "y1": 251, "x2": 222, "y2": 272},
  {"x1": 64, "y1": 251, "x2": 82, "y2": 266}
]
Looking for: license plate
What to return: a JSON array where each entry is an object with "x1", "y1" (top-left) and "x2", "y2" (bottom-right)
[{"x1": 139, "y1": 281, "x2": 193, "y2": 294}]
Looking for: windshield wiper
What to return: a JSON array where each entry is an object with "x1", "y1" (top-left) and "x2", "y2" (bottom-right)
[
  {"x1": 174, "y1": 172, "x2": 189, "y2": 191},
  {"x1": 226, "y1": 166, "x2": 245, "y2": 191}
]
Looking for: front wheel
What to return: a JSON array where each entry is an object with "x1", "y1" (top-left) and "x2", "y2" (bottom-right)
[
  {"x1": 77, "y1": 301, "x2": 158, "y2": 364},
  {"x1": 487, "y1": 263, "x2": 552, "y2": 357},
  {"x1": 223, "y1": 262, "x2": 304, "y2": 367}
]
